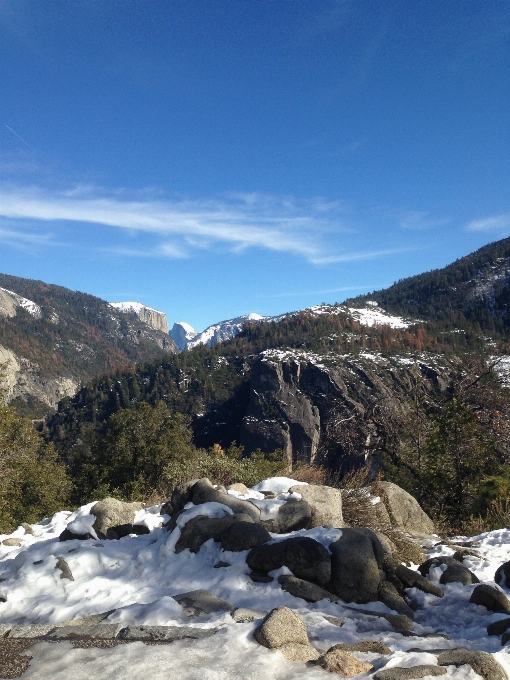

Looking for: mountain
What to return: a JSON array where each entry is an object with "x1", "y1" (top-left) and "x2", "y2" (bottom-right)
[
  {"x1": 346, "y1": 236, "x2": 510, "y2": 342},
  {"x1": 45, "y1": 236, "x2": 510, "y2": 478},
  {"x1": 110, "y1": 301, "x2": 169, "y2": 334},
  {"x1": 171, "y1": 305, "x2": 415, "y2": 352},
  {"x1": 0, "y1": 273, "x2": 177, "y2": 418}
]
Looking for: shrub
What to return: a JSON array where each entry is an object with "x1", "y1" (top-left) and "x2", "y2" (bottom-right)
[{"x1": 0, "y1": 405, "x2": 71, "y2": 532}]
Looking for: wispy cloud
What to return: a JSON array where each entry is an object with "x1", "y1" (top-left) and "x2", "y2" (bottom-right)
[
  {"x1": 465, "y1": 212, "x2": 510, "y2": 232},
  {"x1": 311, "y1": 247, "x2": 413, "y2": 265},
  {"x1": 0, "y1": 224, "x2": 57, "y2": 252},
  {"x1": 398, "y1": 210, "x2": 450, "y2": 230}
]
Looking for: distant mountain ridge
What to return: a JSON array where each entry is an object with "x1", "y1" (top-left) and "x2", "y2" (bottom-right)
[{"x1": 0, "y1": 273, "x2": 177, "y2": 417}]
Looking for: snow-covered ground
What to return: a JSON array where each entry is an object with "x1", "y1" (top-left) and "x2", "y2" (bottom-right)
[{"x1": 1, "y1": 478, "x2": 509, "y2": 679}]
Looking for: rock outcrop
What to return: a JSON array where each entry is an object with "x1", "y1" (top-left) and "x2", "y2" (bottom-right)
[{"x1": 110, "y1": 302, "x2": 169, "y2": 334}]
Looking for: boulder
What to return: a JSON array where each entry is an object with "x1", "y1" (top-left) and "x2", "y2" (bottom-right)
[
  {"x1": 278, "y1": 575, "x2": 338, "y2": 603},
  {"x1": 418, "y1": 556, "x2": 479, "y2": 586},
  {"x1": 173, "y1": 590, "x2": 233, "y2": 616},
  {"x1": 55, "y1": 557, "x2": 74, "y2": 581},
  {"x1": 328, "y1": 528, "x2": 382, "y2": 603},
  {"x1": 378, "y1": 581, "x2": 415, "y2": 620},
  {"x1": 227, "y1": 483, "x2": 248, "y2": 493},
  {"x1": 317, "y1": 650, "x2": 373, "y2": 676},
  {"x1": 191, "y1": 478, "x2": 260, "y2": 521},
  {"x1": 469, "y1": 585, "x2": 510, "y2": 613},
  {"x1": 379, "y1": 481, "x2": 435, "y2": 535},
  {"x1": 437, "y1": 649, "x2": 506, "y2": 680},
  {"x1": 175, "y1": 514, "x2": 254, "y2": 554},
  {"x1": 231, "y1": 608, "x2": 267, "y2": 623},
  {"x1": 1, "y1": 538, "x2": 23, "y2": 547},
  {"x1": 259, "y1": 498, "x2": 312, "y2": 534},
  {"x1": 20, "y1": 523, "x2": 34, "y2": 535},
  {"x1": 254, "y1": 607, "x2": 309, "y2": 649},
  {"x1": 395, "y1": 564, "x2": 444, "y2": 598},
  {"x1": 279, "y1": 642, "x2": 321, "y2": 662},
  {"x1": 247, "y1": 536, "x2": 331, "y2": 586},
  {"x1": 220, "y1": 522, "x2": 271, "y2": 552},
  {"x1": 289, "y1": 483, "x2": 344, "y2": 528},
  {"x1": 440, "y1": 563, "x2": 479, "y2": 586},
  {"x1": 487, "y1": 618, "x2": 510, "y2": 636},
  {"x1": 249, "y1": 572, "x2": 274, "y2": 583},
  {"x1": 90, "y1": 498, "x2": 143, "y2": 540},
  {"x1": 330, "y1": 641, "x2": 391, "y2": 654},
  {"x1": 164, "y1": 478, "x2": 204, "y2": 516},
  {"x1": 59, "y1": 529, "x2": 92, "y2": 542},
  {"x1": 495, "y1": 561, "x2": 510, "y2": 588},
  {"x1": 374, "y1": 667, "x2": 446, "y2": 680}
]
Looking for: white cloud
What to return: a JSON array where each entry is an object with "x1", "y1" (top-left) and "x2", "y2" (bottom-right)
[
  {"x1": 311, "y1": 247, "x2": 412, "y2": 265},
  {"x1": 398, "y1": 210, "x2": 450, "y2": 230},
  {"x1": 465, "y1": 212, "x2": 510, "y2": 232}
]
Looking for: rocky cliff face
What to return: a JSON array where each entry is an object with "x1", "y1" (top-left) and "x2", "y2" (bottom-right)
[
  {"x1": 240, "y1": 349, "x2": 455, "y2": 471},
  {"x1": 109, "y1": 302, "x2": 169, "y2": 334}
]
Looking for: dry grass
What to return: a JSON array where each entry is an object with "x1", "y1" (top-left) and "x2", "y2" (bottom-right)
[{"x1": 288, "y1": 464, "x2": 327, "y2": 485}]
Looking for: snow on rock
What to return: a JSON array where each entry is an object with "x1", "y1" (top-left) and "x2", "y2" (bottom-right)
[
  {"x1": 252, "y1": 477, "x2": 308, "y2": 494},
  {"x1": 1, "y1": 481, "x2": 510, "y2": 679},
  {"x1": 0, "y1": 287, "x2": 42, "y2": 318}
]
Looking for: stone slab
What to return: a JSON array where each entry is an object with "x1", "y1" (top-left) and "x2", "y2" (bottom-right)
[
  {"x1": 119, "y1": 625, "x2": 218, "y2": 642},
  {"x1": 0, "y1": 624, "x2": 12, "y2": 638},
  {"x1": 46, "y1": 624, "x2": 123, "y2": 640},
  {"x1": 8, "y1": 624, "x2": 56, "y2": 638}
]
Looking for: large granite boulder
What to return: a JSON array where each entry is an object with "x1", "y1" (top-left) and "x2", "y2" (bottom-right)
[
  {"x1": 247, "y1": 536, "x2": 331, "y2": 586},
  {"x1": 259, "y1": 497, "x2": 312, "y2": 533},
  {"x1": 379, "y1": 482, "x2": 434, "y2": 535},
  {"x1": 469, "y1": 585, "x2": 510, "y2": 613},
  {"x1": 175, "y1": 513, "x2": 254, "y2": 554},
  {"x1": 418, "y1": 556, "x2": 479, "y2": 586},
  {"x1": 90, "y1": 498, "x2": 144, "y2": 540},
  {"x1": 220, "y1": 522, "x2": 272, "y2": 552},
  {"x1": 289, "y1": 483, "x2": 344, "y2": 528},
  {"x1": 495, "y1": 561, "x2": 510, "y2": 588},
  {"x1": 191, "y1": 479, "x2": 261, "y2": 522},
  {"x1": 254, "y1": 607, "x2": 309, "y2": 648},
  {"x1": 328, "y1": 528, "x2": 382, "y2": 603}
]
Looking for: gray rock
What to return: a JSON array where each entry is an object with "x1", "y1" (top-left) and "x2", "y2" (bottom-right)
[
  {"x1": 379, "y1": 482, "x2": 435, "y2": 535},
  {"x1": 2, "y1": 537, "x2": 23, "y2": 546},
  {"x1": 214, "y1": 561, "x2": 230, "y2": 568},
  {"x1": 290, "y1": 483, "x2": 344, "y2": 528},
  {"x1": 317, "y1": 650, "x2": 373, "y2": 675},
  {"x1": 495, "y1": 561, "x2": 510, "y2": 588},
  {"x1": 163, "y1": 478, "x2": 201, "y2": 516},
  {"x1": 487, "y1": 618, "x2": 510, "y2": 636},
  {"x1": 59, "y1": 528, "x2": 92, "y2": 542},
  {"x1": 55, "y1": 557, "x2": 74, "y2": 581},
  {"x1": 330, "y1": 641, "x2": 391, "y2": 654},
  {"x1": 341, "y1": 606, "x2": 413, "y2": 632},
  {"x1": 220, "y1": 522, "x2": 271, "y2": 552},
  {"x1": 46, "y1": 624, "x2": 123, "y2": 640},
  {"x1": 0, "y1": 624, "x2": 12, "y2": 638},
  {"x1": 322, "y1": 615, "x2": 344, "y2": 627},
  {"x1": 175, "y1": 513, "x2": 253, "y2": 554},
  {"x1": 227, "y1": 483, "x2": 248, "y2": 493},
  {"x1": 231, "y1": 607, "x2": 267, "y2": 623},
  {"x1": 378, "y1": 581, "x2": 415, "y2": 620},
  {"x1": 90, "y1": 497, "x2": 143, "y2": 540},
  {"x1": 278, "y1": 575, "x2": 339, "y2": 603},
  {"x1": 260, "y1": 498, "x2": 312, "y2": 534},
  {"x1": 20, "y1": 523, "x2": 34, "y2": 535},
  {"x1": 246, "y1": 536, "x2": 331, "y2": 585},
  {"x1": 8, "y1": 625, "x2": 56, "y2": 638},
  {"x1": 396, "y1": 564, "x2": 444, "y2": 598},
  {"x1": 437, "y1": 649, "x2": 506, "y2": 680},
  {"x1": 119, "y1": 625, "x2": 218, "y2": 642},
  {"x1": 254, "y1": 606, "x2": 309, "y2": 648},
  {"x1": 469, "y1": 585, "x2": 510, "y2": 613},
  {"x1": 54, "y1": 611, "x2": 116, "y2": 627},
  {"x1": 440, "y1": 562, "x2": 479, "y2": 586},
  {"x1": 374, "y1": 666, "x2": 446, "y2": 680},
  {"x1": 329, "y1": 528, "x2": 382, "y2": 603},
  {"x1": 249, "y1": 572, "x2": 274, "y2": 583},
  {"x1": 418, "y1": 556, "x2": 479, "y2": 586},
  {"x1": 173, "y1": 589, "x2": 233, "y2": 616},
  {"x1": 280, "y1": 642, "x2": 321, "y2": 662},
  {"x1": 191, "y1": 478, "x2": 260, "y2": 521}
]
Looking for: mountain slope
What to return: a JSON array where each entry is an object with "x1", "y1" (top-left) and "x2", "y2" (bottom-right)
[
  {"x1": 346, "y1": 236, "x2": 510, "y2": 341},
  {"x1": 0, "y1": 273, "x2": 177, "y2": 417}
]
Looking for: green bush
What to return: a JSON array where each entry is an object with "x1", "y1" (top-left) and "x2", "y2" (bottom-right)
[{"x1": 0, "y1": 405, "x2": 71, "y2": 533}]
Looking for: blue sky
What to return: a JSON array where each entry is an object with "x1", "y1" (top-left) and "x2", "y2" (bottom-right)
[{"x1": 1, "y1": 1, "x2": 510, "y2": 332}]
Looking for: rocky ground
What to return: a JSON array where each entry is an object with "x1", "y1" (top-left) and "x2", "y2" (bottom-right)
[{"x1": 0, "y1": 477, "x2": 509, "y2": 679}]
